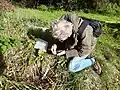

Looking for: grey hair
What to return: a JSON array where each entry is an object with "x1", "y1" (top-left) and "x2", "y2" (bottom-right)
[{"x1": 51, "y1": 20, "x2": 73, "y2": 41}]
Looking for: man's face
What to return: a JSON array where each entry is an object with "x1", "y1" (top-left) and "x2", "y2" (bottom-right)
[{"x1": 57, "y1": 30, "x2": 71, "y2": 42}]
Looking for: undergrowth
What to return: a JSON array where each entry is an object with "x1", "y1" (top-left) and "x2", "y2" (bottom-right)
[{"x1": 0, "y1": 7, "x2": 120, "y2": 90}]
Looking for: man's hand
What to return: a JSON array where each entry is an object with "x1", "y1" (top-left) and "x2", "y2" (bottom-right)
[
  {"x1": 57, "y1": 50, "x2": 66, "y2": 56},
  {"x1": 51, "y1": 44, "x2": 66, "y2": 56},
  {"x1": 51, "y1": 44, "x2": 57, "y2": 55}
]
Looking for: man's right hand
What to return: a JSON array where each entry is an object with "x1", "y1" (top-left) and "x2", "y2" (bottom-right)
[{"x1": 51, "y1": 44, "x2": 57, "y2": 55}]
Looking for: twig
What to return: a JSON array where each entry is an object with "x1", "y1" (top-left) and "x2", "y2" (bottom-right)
[{"x1": 42, "y1": 66, "x2": 49, "y2": 80}]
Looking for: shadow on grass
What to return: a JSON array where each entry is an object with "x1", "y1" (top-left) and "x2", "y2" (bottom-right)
[
  {"x1": 0, "y1": 52, "x2": 7, "y2": 75},
  {"x1": 27, "y1": 28, "x2": 56, "y2": 53}
]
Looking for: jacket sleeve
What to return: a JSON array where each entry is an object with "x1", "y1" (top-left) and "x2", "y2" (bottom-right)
[
  {"x1": 60, "y1": 13, "x2": 80, "y2": 48},
  {"x1": 79, "y1": 25, "x2": 95, "y2": 57}
]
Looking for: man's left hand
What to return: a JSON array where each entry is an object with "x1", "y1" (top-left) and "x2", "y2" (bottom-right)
[{"x1": 57, "y1": 50, "x2": 66, "y2": 56}]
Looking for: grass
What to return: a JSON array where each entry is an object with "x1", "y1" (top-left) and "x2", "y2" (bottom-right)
[
  {"x1": 0, "y1": 7, "x2": 120, "y2": 90},
  {"x1": 5, "y1": 8, "x2": 120, "y2": 23}
]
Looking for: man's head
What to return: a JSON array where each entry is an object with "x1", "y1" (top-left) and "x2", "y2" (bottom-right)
[{"x1": 51, "y1": 20, "x2": 73, "y2": 41}]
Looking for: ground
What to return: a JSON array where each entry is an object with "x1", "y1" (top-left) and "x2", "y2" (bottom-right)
[{"x1": 0, "y1": 7, "x2": 120, "y2": 90}]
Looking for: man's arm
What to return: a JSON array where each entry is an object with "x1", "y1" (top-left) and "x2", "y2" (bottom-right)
[{"x1": 79, "y1": 25, "x2": 95, "y2": 57}]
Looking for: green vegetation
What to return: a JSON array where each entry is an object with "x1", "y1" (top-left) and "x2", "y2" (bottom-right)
[
  {"x1": 0, "y1": 36, "x2": 20, "y2": 53},
  {"x1": 0, "y1": 7, "x2": 120, "y2": 90}
]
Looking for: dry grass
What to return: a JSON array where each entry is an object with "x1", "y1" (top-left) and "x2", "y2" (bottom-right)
[
  {"x1": 0, "y1": 0, "x2": 14, "y2": 12},
  {"x1": 0, "y1": 7, "x2": 120, "y2": 90}
]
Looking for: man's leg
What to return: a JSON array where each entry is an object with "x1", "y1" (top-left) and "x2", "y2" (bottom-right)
[{"x1": 91, "y1": 37, "x2": 102, "y2": 75}]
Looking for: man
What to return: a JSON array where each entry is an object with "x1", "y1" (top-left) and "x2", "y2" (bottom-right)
[{"x1": 51, "y1": 13, "x2": 102, "y2": 74}]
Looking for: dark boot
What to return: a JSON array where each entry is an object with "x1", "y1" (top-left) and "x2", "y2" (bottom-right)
[{"x1": 93, "y1": 61, "x2": 102, "y2": 75}]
